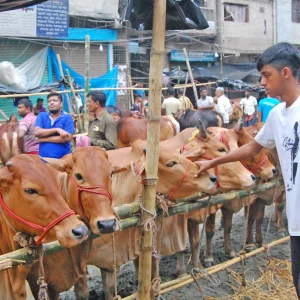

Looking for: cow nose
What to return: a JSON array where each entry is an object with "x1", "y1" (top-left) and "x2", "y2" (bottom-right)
[
  {"x1": 72, "y1": 224, "x2": 89, "y2": 240},
  {"x1": 272, "y1": 168, "x2": 278, "y2": 176},
  {"x1": 209, "y1": 174, "x2": 217, "y2": 183},
  {"x1": 251, "y1": 174, "x2": 256, "y2": 181},
  {"x1": 97, "y1": 219, "x2": 117, "y2": 234}
]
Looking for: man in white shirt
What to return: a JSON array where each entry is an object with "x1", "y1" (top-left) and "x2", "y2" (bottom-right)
[
  {"x1": 162, "y1": 87, "x2": 181, "y2": 133},
  {"x1": 215, "y1": 87, "x2": 232, "y2": 127},
  {"x1": 197, "y1": 88, "x2": 214, "y2": 110},
  {"x1": 194, "y1": 42, "x2": 300, "y2": 297},
  {"x1": 240, "y1": 89, "x2": 258, "y2": 126}
]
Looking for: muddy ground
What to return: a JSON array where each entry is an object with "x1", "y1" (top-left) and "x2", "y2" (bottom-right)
[{"x1": 60, "y1": 204, "x2": 291, "y2": 300}]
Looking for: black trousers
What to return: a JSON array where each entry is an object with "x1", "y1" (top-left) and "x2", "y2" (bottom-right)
[{"x1": 290, "y1": 236, "x2": 300, "y2": 299}]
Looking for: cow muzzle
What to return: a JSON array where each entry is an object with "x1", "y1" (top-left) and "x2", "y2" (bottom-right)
[
  {"x1": 97, "y1": 218, "x2": 117, "y2": 234},
  {"x1": 72, "y1": 224, "x2": 89, "y2": 240}
]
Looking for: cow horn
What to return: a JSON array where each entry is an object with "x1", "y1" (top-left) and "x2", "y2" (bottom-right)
[
  {"x1": 6, "y1": 161, "x2": 13, "y2": 167},
  {"x1": 198, "y1": 119, "x2": 208, "y2": 140},
  {"x1": 238, "y1": 117, "x2": 245, "y2": 131}
]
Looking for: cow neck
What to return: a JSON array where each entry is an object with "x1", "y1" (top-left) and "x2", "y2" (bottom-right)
[
  {"x1": 68, "y1": 175, "x2": 113, "y2": 221},
  {"x1": 221, "y1": 131, "x2": 269, "y2": 174},
  {"x1": 0, "y1": 191, "x2": 75, "y2": 246}
]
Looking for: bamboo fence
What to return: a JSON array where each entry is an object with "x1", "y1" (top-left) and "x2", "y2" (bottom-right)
[{"x1": 0, "y1": 179, "x2": 284, "y2": 271}]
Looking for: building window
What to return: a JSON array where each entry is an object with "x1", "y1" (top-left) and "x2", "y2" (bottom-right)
[
  {"x1": 292, "y1": 0, "x2": 300, "y2": 23},
  {"x1": 224, "y1": 3, "x2": 249, "y2": 22}
]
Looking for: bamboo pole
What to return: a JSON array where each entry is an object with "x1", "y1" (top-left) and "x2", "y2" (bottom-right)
[
  {"x1": 66, "y1": 69, "x2": 83, "y2": 133},
  {"x1": 114, "y1": 180, "x2": 283, "y2": 220},
  {"x1": 122, "y1": 236, "x2": 290, "y2": 300},
  {"x1": 183, "y1": 72, "x2": 189, "y2": 97},
  {"x1": 0, "y1": 82, "x2": 217, "y2": 100},
  {"x1": 83, "y1": 35, "x2": 90, "y2": 132},
  {"x1": 183, "y1": 48, "x2": 198, "y2": 102},
  {"x1": 0, "y1": 108, "x2": 9, "y2": 121},
  {"x1": 0, "y1": 181, "x2": 284, "y2": 270},
  {"x1": 137, "y1": 0, "x2": 167, "y2": 299},
  {"x1": 56, "y1": 54, "x2": 73, "y2": 114}
]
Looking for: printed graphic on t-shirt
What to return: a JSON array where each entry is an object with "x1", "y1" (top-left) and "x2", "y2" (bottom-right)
[{"x1": 283, "y1": 122, "x2": 299, "y2": 191}]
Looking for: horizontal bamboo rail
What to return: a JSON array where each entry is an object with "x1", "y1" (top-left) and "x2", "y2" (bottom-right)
[
  {"x1": 0, "y1": 82, "x2": 216, "y2": 99},
  {"x1": 0, "y1": 180, "x2": 283, "y2": 271},
  {"x1": 122, "y1": 236, "x2": 290, "y2": 300}
]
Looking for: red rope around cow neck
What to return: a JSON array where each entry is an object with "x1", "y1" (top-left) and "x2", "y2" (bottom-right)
[
  {"x1": 0, "y1": 192, "x2": 75, "y2": 246},
  {"x1": 68, "y1": 175, "x2": 113, "y2": 220}
]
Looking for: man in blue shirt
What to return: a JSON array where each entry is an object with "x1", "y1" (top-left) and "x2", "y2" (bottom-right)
[
  {"x1": 258, "y1": 94, "x2": 280, "y2": 122},
  {"x1": 34, "y1": 92, "x2": 74, "y2": 158}
]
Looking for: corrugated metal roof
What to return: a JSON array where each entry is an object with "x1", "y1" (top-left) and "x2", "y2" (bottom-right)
[{"x1": 0, "y1": 1, "x2": 48, "y2": 12}]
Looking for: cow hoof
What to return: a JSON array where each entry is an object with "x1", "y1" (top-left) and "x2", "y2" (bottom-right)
[
  {"x1": 225, "y1": 250, "x2": 236, "y2": 259},
  {"x1": 204, "y1": 259, "x2": 215, "y2": 268},
  {"x1": 173, "y1": 271, "x2": 186, "y2": 278},
  {"x1": 278, "y1": 230, "x2": 287, "y2": 237}
]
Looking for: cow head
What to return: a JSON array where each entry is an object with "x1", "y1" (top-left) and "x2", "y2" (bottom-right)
[
  {"x1": 0, "y1": 155, "x2": 89, "y2": 248},
  {"x1": 233, "y1": 124, "x2": 276, "y2": 180},
  {"x1": 179, "y1": 125, "x2": 256, "y2": 191},
  {"x1": 130, "y1": 145, "x2": 218, "y2": 199},
  {"x1": 44, "y1": 147, "x2": 118, "y2": 235}
]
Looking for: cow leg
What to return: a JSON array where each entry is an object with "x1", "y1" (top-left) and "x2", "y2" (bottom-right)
[
  {"x1": 245, "y1": 202, "x2": 256, "y2": 246},
  {"x1": 255, "y1": 200, "x2": 266, "y2": 248},
  {"x1": 221, "y1": 208, "x2": 236, "y2": 258},
  {"x1": 48, "y1": 288, "x2": 59, "y2": 300},
  {"x1": 204, "y1": 214, "x2": 216, "y2": 267},
  {"x1": 275, "y1": 192, "x2": 286, "y2": 236},
  {"x1": 100, "y1": 268, "x2": 119, "y2": 300},
  {"x1": 176, "y1": 252, "x2": 187, "y2": 277},
  {"x1": 187, "y1": 219, "x2": 202, "y2": 269},
  {"x1": 73, "y1": 275, "x2": 90, "y2": 300}
]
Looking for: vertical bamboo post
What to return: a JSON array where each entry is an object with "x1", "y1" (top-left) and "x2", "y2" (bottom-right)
[
  {"x1": 137, "y1": 0, "x2": 167, "y2": 299},
  {"x1": 83, "y1": 35, "x2": 90, "y2": 131},
  {"x1": 66, "y1": 69, "x2": 83, "y2": 133},
  {"x1": 183, "y1": 72, "x2": 189, "y2": 97},
  {"x1": 56, "y1": 54, "x2": 73, "y2": 114},
  {"x1": 183, "y1": 48, "x2": 198, "y2": 103}
]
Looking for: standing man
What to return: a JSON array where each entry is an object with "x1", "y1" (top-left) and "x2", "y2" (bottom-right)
[
  {"x1": 240, "y1": 89, "x2": 258, "y2": 126},
  {"x1": 197, "y1": 87, "x2": 214, "y2": 110},
  {"x1": 17, "y1": 98, "x2": 39, "y2": 154},
  {"x1": 33, "y1": 98, "x2": 47, "y2": 115},
  {"x1": 162, "y1": 87, "x2": 181, "y2": 133},
  {"x1": 258, "y1": 93, "x2": 280, "y2": 122},
  {"x1": 178, "y1": 88, "x2": 194, "y2": 113},
  {"x1": 131, "y1": 94, "x2": 142, "y2": 111},
  {"x1": 215, "y1": 87, "x2": 232, "y2": 128},
  {"x1": 87, "y1": 91, "x2": 117, "y2": 150},
  {"x1": 34, "y1": 92, "x2": 74, "y2": 159},
  {"x1": 195, "y1": 42, "x2": 300, "y2": 297}
]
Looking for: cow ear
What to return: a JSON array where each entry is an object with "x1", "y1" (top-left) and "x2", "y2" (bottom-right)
[
  {"x1": 130, "y1": 155, "x2": 146, "y2": 178},
  {"x1": 111, "y1": 164, "x2": 129, "y2": 175},
  {"x1": 41, "y1": 155, "x2": 74, "y2": 174},
  {"x1": 181, "y1": 148, "x2": 205, "y2": 162},
  {"x1": 0, "y1": 167, "x2": 14, "y2": 192}
]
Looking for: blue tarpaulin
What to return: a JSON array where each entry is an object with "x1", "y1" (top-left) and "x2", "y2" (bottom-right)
[{"x1": 49, "y1": 47, "x2": 118, "y2": 112}]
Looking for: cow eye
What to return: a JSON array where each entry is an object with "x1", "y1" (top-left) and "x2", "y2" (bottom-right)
[
  {"x1": 166, "y1": 161, "x2": 177, "y2": 167},
  {"x1": 75, "y1": 173, "x2": 83, "y2": 181},
  {"x1": 218, "y1": 148, "x2": 226, "y2": 152},
  {"x1": 24, "y1": 189, "x2": 38, "y2": 195}
]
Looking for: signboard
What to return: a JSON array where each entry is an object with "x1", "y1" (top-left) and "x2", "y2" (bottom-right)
[
  {"x1": 0, "y1": 0, "x2": 69, "y2": 38},
  {"x1": 170, "y1": 50, "x2": 216, "y2": 62}
]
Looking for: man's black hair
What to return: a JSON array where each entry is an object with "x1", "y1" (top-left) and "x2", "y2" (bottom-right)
[
  {"x1": 37, "y1": 98, "x2": 44, "y2": 102},
  {"x1": 167, "y1": 87, "x2": 175, "y2": 96},
  {"x1": 87, "y1": 91, "x2": 106, "y2": 107},
  {"x1": 18, "y1": 98, "x2": 33, "y2": 111},
  {"x1": 257, "y1": 42, "x2": 300, "y2": 78},
  {"x1": 47, "y1": 92, "x2": 63, "y2": 102}
]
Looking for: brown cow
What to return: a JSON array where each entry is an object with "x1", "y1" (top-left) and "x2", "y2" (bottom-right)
[
  {"x1": 74, "y1": 140, "x2": 218, "y2": 299},
  {"x1": 206, "y1": 124, "x2": 276, "y2": 259},
  {"x1": 117, "y1": 115, "x2": 176, "y2": 148},
  {"x1": 26, "y1": 147, "x2": 119, "y2": 299},
  {"x1": 0, "y1": 154, "x2": 89, "y2": 300}
]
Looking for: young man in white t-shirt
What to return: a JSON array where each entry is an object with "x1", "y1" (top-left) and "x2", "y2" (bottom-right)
[
  {"x1": 194, "y1": 42, "x2": 300, "y2": 297},
  {"x1": 215, "y1": 87, "x2": 232, "y2": 127},
  {"x1": 240, "y1": 89, "x2": 258, "y2": 127}
]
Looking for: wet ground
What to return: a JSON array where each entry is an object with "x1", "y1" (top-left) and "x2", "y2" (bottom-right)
[{"x1": 60, "y1": 204, "x2": 291, "y2": 300}]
